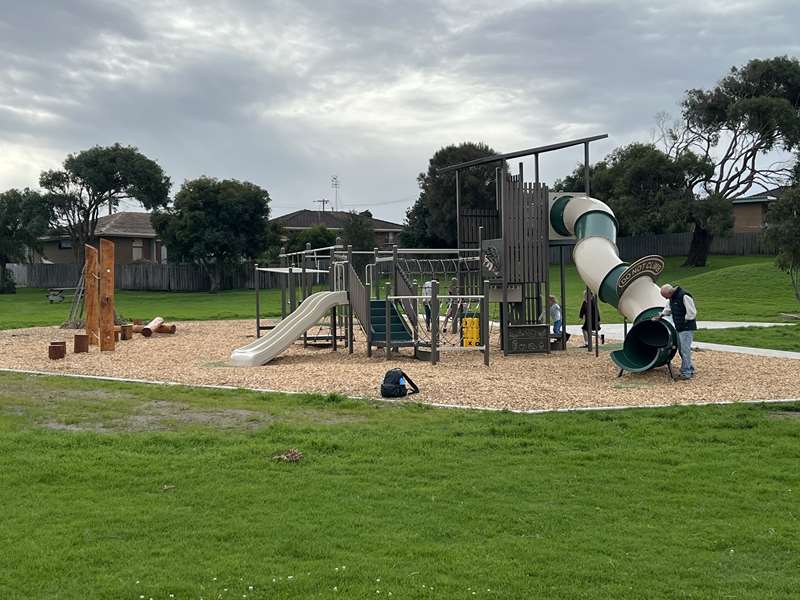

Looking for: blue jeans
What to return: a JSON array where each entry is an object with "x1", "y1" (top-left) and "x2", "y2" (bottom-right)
[
  {"x1": 553, "y1": 320, "x2": 562, "y2": 336},
  {"x1": 678, "y1": 330, "x2": 694, "y2": 377}
]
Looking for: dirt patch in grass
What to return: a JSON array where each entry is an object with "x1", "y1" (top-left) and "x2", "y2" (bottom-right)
[{"x1": 35, "y1": 399, "x2": 273, "y2": 433}]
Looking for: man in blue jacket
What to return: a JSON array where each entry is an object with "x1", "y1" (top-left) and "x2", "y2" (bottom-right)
[{"x1": 654, "y1": 284, "x2": 697, "y2": 380}]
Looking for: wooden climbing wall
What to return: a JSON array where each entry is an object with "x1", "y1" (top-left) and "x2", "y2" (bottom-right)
[
  {"x1": 99, "y1": 239, "x2": 115, "y2": 351},
  {"x1": 84, "y1": 244, "x2": 99, "y2": 346}
]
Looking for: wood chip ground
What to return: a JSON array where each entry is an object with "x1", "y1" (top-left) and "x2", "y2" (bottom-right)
[{"x1": 1, "y1": 320, "x2": 798, "y2": 411}]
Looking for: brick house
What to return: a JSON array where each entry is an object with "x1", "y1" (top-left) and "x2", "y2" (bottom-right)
[
  {"x1": 732, "y1": 186, "x2": 787, "y2": 233},
  {"x1": 38, "y1": 212, "x2": 167, "y2": 265},
  {"x1": 271, "y1": 209, "x2": 404, "y2": 248}
]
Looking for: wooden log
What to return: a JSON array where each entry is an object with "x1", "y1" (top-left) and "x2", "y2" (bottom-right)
[
  {"x1": 132, "y1": 324, "x2": 145, "y2": 334},
  {"x1": 73, "y1": 334, "x2": 89, "y2": 353},
  {"x1": 114, "y1": 330, "x2": 120, "y2": 342},
  {"x1": 99, "y1": 239, "x2": 115, "y2": 351},
  {"x1": 85, "y1": 245, "x2": 99, "y2": 345},
  {"x1": 141, "y1": 317, "x2": 164, "y2": 337},
  {"x1": 121, "y1": 324, "x2": 133, "y2": 340},
  {"x1": 156, "y1": 323, "x2": 176, "y2": 334},
  {"x1": 48, "y1": 342, "x2": 66, "y2": 360}
]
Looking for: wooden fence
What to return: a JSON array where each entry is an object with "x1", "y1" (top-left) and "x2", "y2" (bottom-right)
[
  {"x1": 17, "y1": 231, "x2": 770, "y2": 291},
  {"x1": 550, "y1": 231, "x2": 771, "y2": 264},
  {"x1": 23, "y1": 262, "x2": 329, "y2": 292}
]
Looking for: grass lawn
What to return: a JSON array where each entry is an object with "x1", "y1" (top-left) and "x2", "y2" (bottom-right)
[
  {"x1": 4, "y1": 256, "x2": 792, "y2": 330},
  {"x1": 1, "y1": 372, "x2": 799, "y2": 599},
  {"x1": 695, "y1": 323, "x2": 800, "y2": 352}
]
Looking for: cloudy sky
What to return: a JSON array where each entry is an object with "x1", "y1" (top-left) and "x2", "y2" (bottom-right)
[{"x1": 1, "y1": 0, "x2": 798, "y2": 223}]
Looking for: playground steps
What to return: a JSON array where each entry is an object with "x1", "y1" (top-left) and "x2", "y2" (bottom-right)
[{"x1": 369, "y1": 299, "x2": 414, "y2": 346}]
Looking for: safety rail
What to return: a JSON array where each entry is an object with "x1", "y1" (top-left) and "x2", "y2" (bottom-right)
[
  {"x1": 347, "y1": 263, "x2": 371, "y2": 354},
  {"x1": 395, "y1": 265, "x2": 420, "y2": 342}
]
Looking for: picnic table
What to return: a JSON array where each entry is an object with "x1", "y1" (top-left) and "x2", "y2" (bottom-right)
[{"x1": 47, "y1": 287, "x2": 77, "y2": 303}]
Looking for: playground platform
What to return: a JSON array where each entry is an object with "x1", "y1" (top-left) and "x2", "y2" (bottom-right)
[{"x1": 1, "y1": 320, "x2": 798, "y2": 412}]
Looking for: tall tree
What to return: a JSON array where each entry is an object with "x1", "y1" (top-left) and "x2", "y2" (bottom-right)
[
  {"x1": 658, "y1": 56, "x2": 800, "y2": 266},
  {"x1": 152, "y1": 177, "x2": 271, "y2": 293},
  {"x1": 765, "y1": 178, "x2": 800, "y2": 303},
  {"x1": 0, "y1": 188, "x2": 50, "y2": 293},
  {"x1": 402, "y1": 142, "x2": 497, "y2": 248},
  {"x1": 341, "y1": 211, "x2": 376, "y2": 251},
  {"x1": 286, "y1": 224, "x2": 337, "y2": 254},
  {"x1": 40, "y1": 144, "x2": 171, "y2": 261},
  {"x1": 553, "y1": 143, "x2": 710, "y2": 236}
]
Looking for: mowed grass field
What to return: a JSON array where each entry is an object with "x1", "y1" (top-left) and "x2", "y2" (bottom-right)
[
  {"x1": 1, "y1": 371, "x2": 800, "y2": 599},
  {"x1": 2, "y1": 256, "x2": 798, "y2": 349}
]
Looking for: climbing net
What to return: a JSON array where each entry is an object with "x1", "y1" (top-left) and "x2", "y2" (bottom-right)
[{"x1": 402, "y1": 294, "x2": 491, "y2": 349}]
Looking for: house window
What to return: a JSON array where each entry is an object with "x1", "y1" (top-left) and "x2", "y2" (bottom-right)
[
  {"x1": 58, "y1": 239, "x2": 73, "y2": 250},
  {"x1": 132, "y1": 239, "x2": 143, "y2": 261}
]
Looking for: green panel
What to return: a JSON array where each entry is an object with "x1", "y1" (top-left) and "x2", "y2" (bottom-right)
[
  {"x1": 573, "y1": 210, "x2": 617, "y2": 242},
  {"x1": 633, "y1": 306, "x2": 663, "y2": 325},
  {"x1": 598, "y1": 263, "x2": 628, "y2": 307},
  {"x1": 550, "y1": 195, "x2": 573, "y2": 236},
  {"x1": 613, "y1": 319, "x2": 677, "y2": 373}
]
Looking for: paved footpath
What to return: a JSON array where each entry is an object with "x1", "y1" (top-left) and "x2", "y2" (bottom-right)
[{"x1": 564, "y1": 321, "x2": 800, "y2": 360}]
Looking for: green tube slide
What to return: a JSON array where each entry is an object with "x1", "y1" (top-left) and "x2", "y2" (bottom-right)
[{"x1": 550, "y1": 195, "x2": 677, "y2": 373}]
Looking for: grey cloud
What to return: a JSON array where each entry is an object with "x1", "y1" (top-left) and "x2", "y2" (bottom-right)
[{"x1": 1, "y1": 0, "x2": 798, "y2": 222}]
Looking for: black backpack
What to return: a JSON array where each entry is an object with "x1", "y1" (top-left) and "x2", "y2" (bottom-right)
[{"x1": 380, "y1": 368, "x2": 419, "y2": 398}]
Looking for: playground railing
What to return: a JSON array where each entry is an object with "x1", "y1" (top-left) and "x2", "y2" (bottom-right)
[{"x1": 347, "y1": 263, "x2": 370, "y2": 348}]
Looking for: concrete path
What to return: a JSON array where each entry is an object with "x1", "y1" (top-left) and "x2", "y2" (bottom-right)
[{"x1": 563, "y1": 321, "x2": 800, "y2": 360}]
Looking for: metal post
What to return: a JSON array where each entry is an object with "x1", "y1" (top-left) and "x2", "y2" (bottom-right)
[
  {"x1": 303, "y1": 243, "x2": 310, "y2": 348},
  {"x1": 392, "y1": 244, "x2": 398, "y2": 296},
  {"x1": 624, "y1": 317, "x2": 628, "y2": 338},
  {"x1": 559, "y1": 246, "x2": 567, "y2": 349},
  {"x1": 481, "y1": 279, "x2": 490, "y2": 366},
  {"x1": 478, "y1": 225, "x2": 485, "y2": 292},
  {"x1": 412, "y1": 279, "x2": 419, "y2": 346},
  {"x1": 535, "y1": 153, "x2": 540, "y2": 183},
  {"x1": 280, "y1": 246, "x2": 286, "y2": 320},
  {"x1": 584, "y1": 142, "x2": 590, "y2": 196},
  {"x1": 255, "y1": 263, "x2": 261, "y2": 339},
  {"x1": 595, "y1": 296, "x2": 600, "y2": 358},
  {"x1": 544, "y1": 275, "x2": 551, "y2": 355},
  {"x1": 455, "y1": 170, "x2": 461, "y2": 251},
  {"x1": 373, "y1": 247, "x2": 380, "y2": 299},
  {"x1": 384, "y1": 282, "x2": 391, "y2": 361},
  {"x1": 365, "y1": 281, "x2": 372, "y2": 358},
  {"x1": 288, "y1": 267, "x2": 296, "y2": 314},
  {"x1": 304, "y1": 242, "x2": 312, "y2": 298},
  {"x1": 347, "y1": 244, "x2": 354, "y2": 353},
  {"x1": 330, "y1": 243, "x2": 337, "y2": 351},
  {"x1": 430, "y1": 280, "x2": 439, "y2": 365}
]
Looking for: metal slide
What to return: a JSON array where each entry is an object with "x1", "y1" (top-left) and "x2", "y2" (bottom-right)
[
  {"x1": 230, "y1": 291, "x2": 349, "y2": 367},
  {"x1": 549, "y1": 195, "x2": 678, "y2": 372}
]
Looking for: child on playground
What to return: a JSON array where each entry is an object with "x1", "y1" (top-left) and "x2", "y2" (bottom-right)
[
  {"x1": 422, "y1": 279, "x2": 433, "y2": 331},
  {"x1": 548, "y1": 295, "x2": 562, "y2": 335}
]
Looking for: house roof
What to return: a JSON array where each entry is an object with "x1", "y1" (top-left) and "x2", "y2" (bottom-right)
[
  {"x1": 272, "y1": 209, "x2": 403, "y2": 231},
  {"x1": 732, "y1": 186, "x2": 789, "y2": 205},
  {"x1": 45, "y1": 211, "x2": 158, "y2": 239}
]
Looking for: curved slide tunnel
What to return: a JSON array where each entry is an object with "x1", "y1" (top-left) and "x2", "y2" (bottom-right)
[{"x1": 550, "y1": 195, "x2": 677, "y2": 373}]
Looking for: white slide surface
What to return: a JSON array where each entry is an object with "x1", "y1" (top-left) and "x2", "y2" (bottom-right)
[{"x1": 230, "y1": 291, "x2": 348, "y2": 366}]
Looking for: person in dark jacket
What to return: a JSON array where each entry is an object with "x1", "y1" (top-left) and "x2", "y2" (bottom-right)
[
  {"x1": 654, "y1": 284, "x2": 697, "y2": 379},
  {"x1": 579, "y1": 290, "x2": 600, "y2": 348}
]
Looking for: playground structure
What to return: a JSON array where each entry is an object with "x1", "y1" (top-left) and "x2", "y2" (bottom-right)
[{"x1": 232, "y1": 134, "x2": 679, "y2": 376}]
